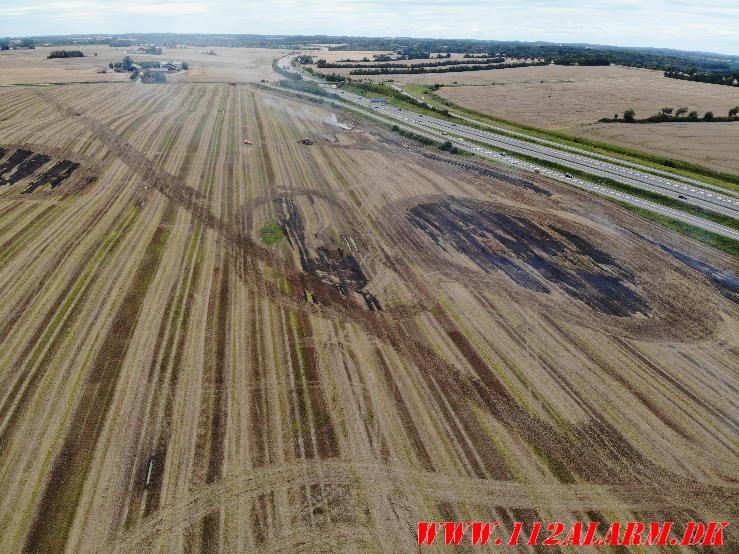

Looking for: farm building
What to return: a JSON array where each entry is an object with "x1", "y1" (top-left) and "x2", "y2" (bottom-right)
[{"x1": 160, "y1": 61, "x2": 183, "y2": 70}]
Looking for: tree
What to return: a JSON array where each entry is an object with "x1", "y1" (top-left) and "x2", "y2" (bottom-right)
[
  {"x1": 623, "y1": 108, "x2": 636, "y2": 122},
  {"x1": 661, "y1": 107, "x2": 673, "y2": 115},
  {"x1": 0, "y1": 42, "x2": 9, "y2": 51},
  {"x1": 688, "y1": 110, "x2": 699, "y2": 120},
  {"x1": 181, "y1": 61, "x2": 188, "y2": 70},
  {"x1": 122, "y1": 55, "x2": 133, "y2": 70},
  {"x1": 48, "y1": 50, "x2": 84, "y2": 59},
  {"x1": 19, "y1": 38, "x2": 35, "y2": 49},
  {"x1": 729, "y1": 106, "x2": 739, "y2": 117},
  {"x1": 675, "y1": 106, "x2": 688, "y2": 117},
  {"x1": 703, "y1": 111, "x2": 714, "y2": 121}
]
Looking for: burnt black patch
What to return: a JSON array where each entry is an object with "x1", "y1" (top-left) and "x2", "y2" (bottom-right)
[
  {"x1": 421, "y1": 152, "x2": 552, "y2": 196},
  {"x1": 22, "y1": 160, "x2": 80, "y2": 194},
  {"x1": 0, "y1": 148, "x2": 84, "y2": 193},
  {"x1": 276, "y1": 196, "x2": 379, "y2": 307},
  {"x1": 407, "y1": 198, "x2": 649, "y2": 317},
  {"x1": 1, "y1": 153, "x2": 51, "y2": 186},
  {"x1": 0, "y1": 149, "x2": 34, "y2": 183}
]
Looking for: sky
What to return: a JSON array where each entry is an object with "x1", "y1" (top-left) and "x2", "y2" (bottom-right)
[{"x1": 1, "y1": 0, "x2": 738, "y2": 55}]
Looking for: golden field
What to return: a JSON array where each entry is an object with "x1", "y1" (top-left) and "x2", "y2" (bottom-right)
[{"x1": 0, "y1": 50, "x2": 737, "y2": 552}]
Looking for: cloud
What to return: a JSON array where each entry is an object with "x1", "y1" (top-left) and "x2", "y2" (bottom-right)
[{"x1": 0, "y1": 0, "x2": 736, "y2": 55}]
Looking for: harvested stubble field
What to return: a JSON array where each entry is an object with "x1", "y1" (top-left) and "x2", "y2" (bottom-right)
[
  {"x1": 429, "y1": 65, "x2": 739, "y2": 128},
  {"x1": 0, "y1": 77, "x2": 737, "y2": 552},
  {"x1": 0, "y1": 46, "x2": 286, "y2": 85},
  {"x1": 565, "y1": 121, "x2": 739, "y2": 176}
]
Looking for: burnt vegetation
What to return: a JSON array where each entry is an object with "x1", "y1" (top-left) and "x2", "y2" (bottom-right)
[
  {"x1": 275, "y1": 197, "x2": 381, "y2": 310},
  {"x1": 0, "y1": 147, "x2": 89, "y2": 194},
  {"x1": 407, "y1": 198, "x2": 649, "y2": 317}
]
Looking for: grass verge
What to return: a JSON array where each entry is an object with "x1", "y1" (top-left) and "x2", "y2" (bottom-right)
[
  {"x1": 455, "y1": 134, "x2": 739, "y2": 231},
  {"x1": 610, "y1": 200, "x2": 739, "y2": 257},
  {"x1": 401, "y1": 84, "x2": 739, "y2": 192}
]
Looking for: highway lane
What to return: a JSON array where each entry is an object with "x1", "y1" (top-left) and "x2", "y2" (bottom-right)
[
  {"x1": 335, "y1": 89, "x2": 739, "y2": 219},
  {"x1": 271, "y1": 57, "x2": 739, "y2": 239},
  {"x1": 389, "y1": 84, "x2": 737, "y2": 196}
]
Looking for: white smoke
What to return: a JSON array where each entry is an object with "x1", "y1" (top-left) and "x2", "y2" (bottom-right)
[{"x1": 324, "y1": 113, "x2": 352, "y2": 130}]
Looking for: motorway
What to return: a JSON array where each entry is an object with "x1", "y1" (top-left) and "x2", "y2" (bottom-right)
[
  {"x1": 275, "y1": 56, "x2": 739, "y2": 239},
  {"x1": 389, "y1": 84, "x2": 735, "y2": 195},
  {"x1": 336, "y1": 89, "x2": 739, "y2": 219}
]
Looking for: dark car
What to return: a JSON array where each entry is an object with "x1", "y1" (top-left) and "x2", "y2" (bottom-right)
[{"x1": 678, "y1": 194, "x2": 688, "y2": 200}]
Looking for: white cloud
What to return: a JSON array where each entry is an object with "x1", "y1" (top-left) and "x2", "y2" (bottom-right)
[{"x1": 0, "y1": 1, "x2": 737, "y2": 55}]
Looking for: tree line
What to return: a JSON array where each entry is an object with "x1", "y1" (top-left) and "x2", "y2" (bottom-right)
[
  {"x1": 599, "y1": 106, "x2": 739, "y2": 123},
  {"x1": 315, "y1": 57, "x2": 505, "y2": 69},
  {"x1": 327, "y1": 38, "x2": 738, "y2": 75},
  {"x1": 47, "y1": 50, "x2": 84, "y2": 59},
  {"x1": 348, "y1": 60, "x2": 547, "y2": 76},
  {"x1": 275, "y1": 79, "x2": 340, "y2": 100},
  {"x1": 664, "y1": 70, "x2": 739, "y2": 87},
  {"x1": 272, "y1": 59, "x2": 303, "y2": 80}
]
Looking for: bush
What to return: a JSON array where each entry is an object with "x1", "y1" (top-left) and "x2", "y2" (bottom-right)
[
  {"x1": 439, "y1": 141, "x2": 463, "y2": 154},
  {"x1": 259, "y1": 222, "x2": 285, "y2": 245},
  {"x1": 48, "y1": 50, "x2": 84, "y2": 59}
]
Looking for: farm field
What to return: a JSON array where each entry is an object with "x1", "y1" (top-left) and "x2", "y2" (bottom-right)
[
  {"x1": 566, "y1": 121, "x2": 739, "y2": 175},
  {"x1": 0, "y1": 45, "x2": 286, "y2": 85},
  {"x1": 0, "y1": 45, "x2": 131, "y2": 84},
  {"x1": 380, "y1": 64, "x2": 739, "y2": 174},
  {"x1": 0, "y1": 77, "x2": 737, "y2": 553},
  {"x1": 429, "y1": 65, "x2": 739, "y2": 128}
]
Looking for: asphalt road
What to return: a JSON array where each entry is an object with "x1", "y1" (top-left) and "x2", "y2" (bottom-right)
[
  {"x1": 388, "y1": 84, "x2": 736, "y2": 195},
  {"x1": 336, "y1": 89, "x2": 739, "y2": 219},
  {"x1": 274, "y1": 56, "x2": 739, "y2": 240}
]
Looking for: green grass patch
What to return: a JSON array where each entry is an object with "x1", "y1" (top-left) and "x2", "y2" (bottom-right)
[
  {"x1": 610, "y1": 200, "x2": 739, "y2": 258},
  {"x1": 259, "y1": 222, "x2": 285, "y2": 245},
  {"x1": 390, "y1": 124, "x2": 473, "y2": 157}
]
